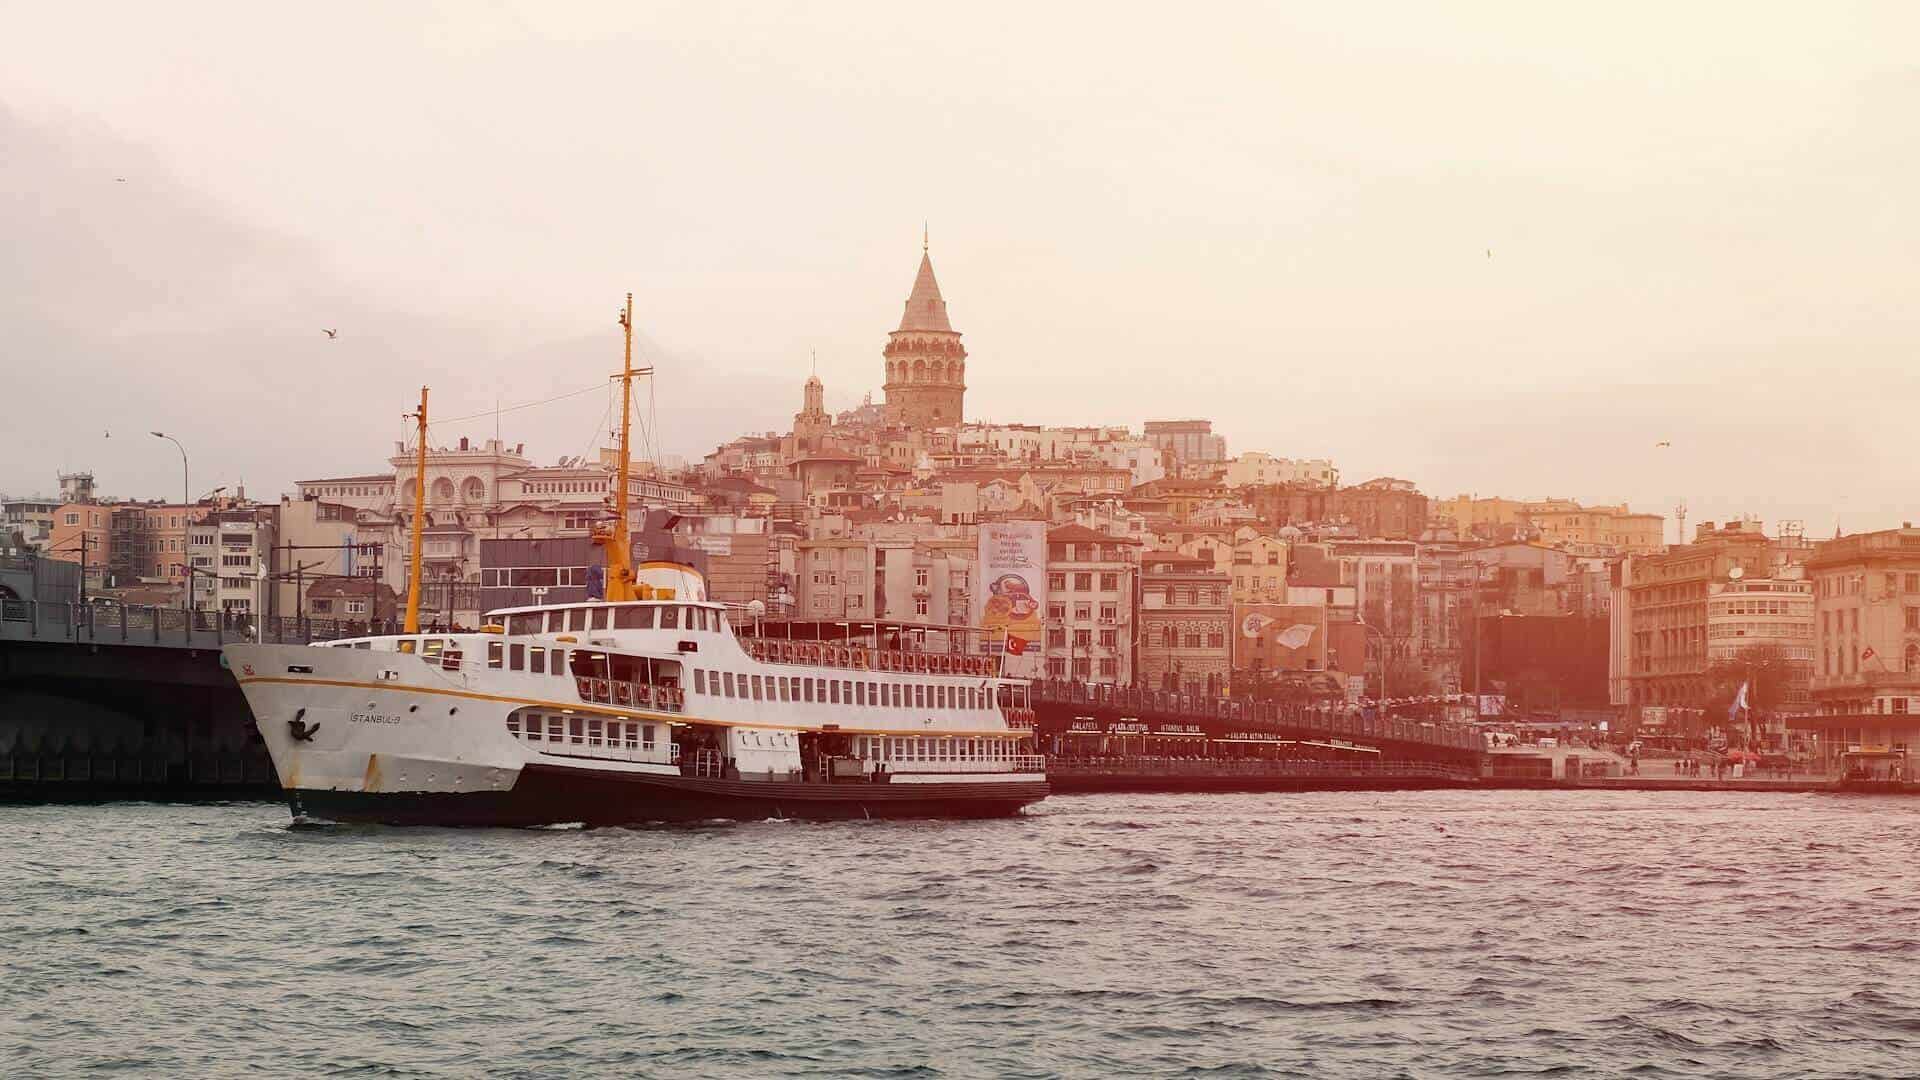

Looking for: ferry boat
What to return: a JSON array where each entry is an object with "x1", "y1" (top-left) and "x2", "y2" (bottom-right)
[{"x1": 224, "y1": 296, "x2": 1047, "y2": 826}]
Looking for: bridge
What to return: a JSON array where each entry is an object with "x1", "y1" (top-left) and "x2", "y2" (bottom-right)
[
  {"x1": 0, "y1": 600, "x2": 360, "y2": 799},
  {"x1": 1029, "y1": 679, "x2": 1485, "y2": 767}
]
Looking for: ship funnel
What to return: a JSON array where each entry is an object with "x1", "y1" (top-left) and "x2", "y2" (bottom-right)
[{"x1": 635, "y1": 561, "x2": 707, "y2": 602}]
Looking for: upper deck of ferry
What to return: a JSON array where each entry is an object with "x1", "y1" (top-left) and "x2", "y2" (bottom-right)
[{"x1": 323, "y1": 597, "x2": 1016, "y2": 682}]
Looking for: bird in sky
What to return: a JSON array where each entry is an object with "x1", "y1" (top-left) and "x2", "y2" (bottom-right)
[
  {"x1": 322, "y1": 328, "x2": 338, "y2": 339},
  {"x1": 1485, "y1": 248, "x2": 1491, "y2": 258},
  {"x1": 1656, "y1": 440, "x2": 1672, "y2": 448},
  {"x1": 114, "y1": 177, "x2": 127, "y2": 183}
]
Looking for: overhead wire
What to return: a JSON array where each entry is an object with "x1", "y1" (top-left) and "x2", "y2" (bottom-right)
[{"x1": 431, "y1": 383, "x2": 607, "y2": 426}]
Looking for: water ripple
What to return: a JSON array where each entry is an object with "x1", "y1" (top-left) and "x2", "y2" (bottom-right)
[{"x1": 3, "y1": 791, "x2": 1919, "y2": 1077}]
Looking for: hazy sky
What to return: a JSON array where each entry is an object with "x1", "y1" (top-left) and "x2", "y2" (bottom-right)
[{"x1": 5, "y1": 3, "x2": 1918, "y2": 538}]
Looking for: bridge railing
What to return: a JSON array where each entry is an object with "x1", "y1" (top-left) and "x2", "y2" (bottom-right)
[
  {"x1": 0, "y1": 600, "x2": 361, "y2": 649},
  {"x1": 1047, "y1": 756, "x2": 1480, "y2": 781},
  {"x1": 1029, "y1": 679, "x2": 1482, "y2": 752}
]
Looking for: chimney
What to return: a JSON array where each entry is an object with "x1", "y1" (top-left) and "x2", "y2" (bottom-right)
[{"x1": 459, "y1": 437, "x2": 470, "y2": 451}]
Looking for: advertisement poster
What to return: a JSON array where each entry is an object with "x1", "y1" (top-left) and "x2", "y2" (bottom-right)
[
  {"x1": 975, "y1": 521, "x2": 1046, "y2": 674},
  {"x1": 1232, "y1": 603, "x2": 1328, "y2": 671}
]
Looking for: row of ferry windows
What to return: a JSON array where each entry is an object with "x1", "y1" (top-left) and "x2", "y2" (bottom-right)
[
  {"x1": 691, "y1": 669, "x2": 989, "y2": 711},
  {"x1": 502, "y1": 605, "x2": 723, "y2": 637},
  {"x1": 508, "y1": 713, "x2": 657, "y2": 751},
  {"x1": 855, "y1": 735, "x2": 1021, "y2": 762}
]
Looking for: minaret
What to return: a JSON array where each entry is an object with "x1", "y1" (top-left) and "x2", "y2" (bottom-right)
[
  {"x1": 794, "y1": 361, "x2": 831, "y2": 450},
  {"x1": 882, "y1": 232, "x2": 966, "y2": 427}
]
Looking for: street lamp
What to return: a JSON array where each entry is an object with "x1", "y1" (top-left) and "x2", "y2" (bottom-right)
[
  {"x1": 150, "y1": 432, "x2": 188, "y2": 510},
  {"x1": 1357, "y1": 616, "x2": 1388, "y2": 709},
  {"x1": 152, "y1": 432, "x2": 191, "y2": 611}
]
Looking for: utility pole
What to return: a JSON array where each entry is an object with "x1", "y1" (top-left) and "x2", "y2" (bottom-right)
[{"x1": 77, "y1": 530, "x2": 89, "y2": 633}]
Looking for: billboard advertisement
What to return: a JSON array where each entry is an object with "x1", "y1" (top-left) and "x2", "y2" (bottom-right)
[
  {"x1": 1233, "y1": 603, "x2": 1328, "y2": 672},
  {"x1": 975, "y1": 521, "x2": 1046, "y2": 674}
]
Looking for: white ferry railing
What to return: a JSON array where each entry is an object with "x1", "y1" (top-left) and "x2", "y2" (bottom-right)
[
  {"x1": 739, "y1": 636, "x2": 1001, "y2": 678},
  {"x1": 881, "y1": 755, "x2": 1047, "y2": 774},
  {"x1": 574, "y1": 677, "x2": 685, "y2": 713}
]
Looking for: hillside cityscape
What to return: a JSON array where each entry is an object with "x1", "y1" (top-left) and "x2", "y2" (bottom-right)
[{"x1": 6, "y1": 244, "x2": 1918, "y2": 761}]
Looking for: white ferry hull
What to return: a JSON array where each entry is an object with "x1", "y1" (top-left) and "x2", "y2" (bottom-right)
[{"x1": 225, "y1": 643, "x2": 1047, "y2": 826}]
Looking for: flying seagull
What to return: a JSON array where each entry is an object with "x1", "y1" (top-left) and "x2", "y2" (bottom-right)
[
  {"x1": 1485, "y1": 248, "x2": 1491, "y2": 258},
  {"x1": 322, "y1": 328, "x2": 338, "y2": 339},
  {"x1": 114, "y1": 177, "x2": 127, "y2": 183},
  {"x1": 1656, "y1": 441, "x2": 1672, "y2": 448}
]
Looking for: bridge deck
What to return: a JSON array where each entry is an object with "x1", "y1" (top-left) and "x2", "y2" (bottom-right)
[
  {"x1": 1030, "y1": 679, "x2": 1483, "y2": 760},
  {"x1": 1, "y1": 599, "x2": 362, "y2": 651}
]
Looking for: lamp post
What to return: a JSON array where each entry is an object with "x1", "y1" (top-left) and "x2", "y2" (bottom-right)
[
  {"x1": 150, "y1": 432, "x2": 189, "y2": 511},
  {"x1": 152, "y1": 432, "x2": 190, "y2": 610},
  {"x1": 1357, "y1": 617, "x2": 1388, "y2": 710}
]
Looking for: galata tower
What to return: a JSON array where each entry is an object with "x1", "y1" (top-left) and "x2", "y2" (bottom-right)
[{"x1": 882, "y1": 240, "x2": 966, "y2": 427}]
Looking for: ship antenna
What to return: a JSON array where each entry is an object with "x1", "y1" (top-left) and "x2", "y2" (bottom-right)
[{"x1": 404, "y1": 386, "x2": 429, "y2": 633}]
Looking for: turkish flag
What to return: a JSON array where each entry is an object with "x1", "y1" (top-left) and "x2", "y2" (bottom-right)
[{"x1": 1005, "y1": 635, "x2": 1029, "y2": 656}]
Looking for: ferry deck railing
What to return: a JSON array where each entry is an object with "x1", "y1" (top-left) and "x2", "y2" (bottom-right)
[
  {"x1": 738, "y1": 635, "x2": 1001, "y2": 678},
  {"x1": 574, "y1": 676, "x2": 686, "y2": 714},
  {"x1": 879, "y1": 755, "x2": 1048, "y2": 774}
]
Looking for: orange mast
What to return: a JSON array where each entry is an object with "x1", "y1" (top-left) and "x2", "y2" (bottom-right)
[
  {"x1": 404, "y1": 386, "x2": 429, "y2": 632},
  {"x1": 597, "y1": 295, "x2": 639, "y2": 601}
]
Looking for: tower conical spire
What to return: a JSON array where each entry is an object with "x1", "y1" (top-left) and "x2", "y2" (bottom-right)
[
  {"x1": 897, "y1": 250, "x2": 953, "y2": 333},
  {"x1": 882, "y1": 235, "x2": 966, "y2": 427}
]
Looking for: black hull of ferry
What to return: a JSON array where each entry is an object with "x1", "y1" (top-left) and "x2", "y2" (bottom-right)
[{"x1": 286, "y1": 763, "x2": 1050, "y2": 827}]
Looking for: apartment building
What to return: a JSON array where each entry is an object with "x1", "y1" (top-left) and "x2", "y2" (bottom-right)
[
  {"x1": 1138, "y1": 551, "x2": 1231, "y2": 694},
  {"x1": 1623, "y1": 521, "x2": 1774, "y2": 706},
  {"x1": 1042, "y1": 525, "x2": 1139, "y2": 686},
  {"x1": 1807, "y1": 526, "x2": 1920, "y2": 717}
]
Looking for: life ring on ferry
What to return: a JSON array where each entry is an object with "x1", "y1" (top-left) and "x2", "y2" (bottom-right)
[
  {"x1": 852, "y1": 648, "x2": 868, "y2": 669},
  {"x1": 576, "y1": 677, "x2": 593, "y2": 699}
]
